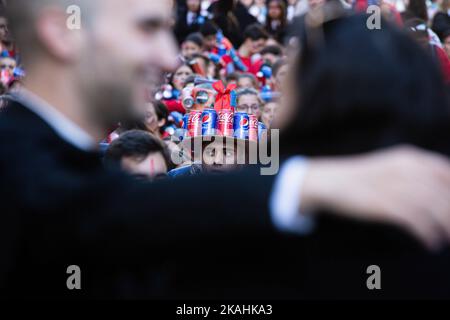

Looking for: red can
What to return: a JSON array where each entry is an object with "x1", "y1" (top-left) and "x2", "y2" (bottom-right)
[
  {"x1": 249, "y1": 115, "x2": 259, "y2": 141},
  {"x1": 188, "y1": 110, "x2": 202, "y2": 137},
  {"x1": 217, "y1": 109, "x2": 234, "y2": 137}
]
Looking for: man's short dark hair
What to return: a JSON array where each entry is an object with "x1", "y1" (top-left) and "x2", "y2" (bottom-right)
[
  {"x1": 244, "y1": 24, "x2": 269, "y2": 41},
  {"x1": 260, "y1": 45, "x2": 283, "y2": 57},
  {"x1": 104, "y1": 130, "x2": 171, "y2": 169},
  {"x1": 184, "y1": 32, "x2": 204, "y2": 47}
]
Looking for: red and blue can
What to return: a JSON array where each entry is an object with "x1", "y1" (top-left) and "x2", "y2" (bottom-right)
[
  {"x1": 217, "y1": 109, "x2": 234, "y2": 137},
  {"x1": 201, "y1": 108, "x2": 218, "y2": 136},
  {"x1": 188, "y1": 110, "x2": 202, "y2": 137},
  {"x1": 249, "y1": 115, "x2": 259, "y2": 142},
  {"x1": 233, "y1": 112, "x2": 250, "y2": 140}
]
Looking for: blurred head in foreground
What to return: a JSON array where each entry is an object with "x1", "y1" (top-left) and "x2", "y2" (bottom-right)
[
  {"x1": 6, "y1": 0, "x2": 178, "y2": 137},
  {"x1": 279, "y1": 13, "x2": 450, "y2": 157}
]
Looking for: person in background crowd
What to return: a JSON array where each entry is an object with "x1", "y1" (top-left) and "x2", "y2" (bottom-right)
[
  {"x1": 238, "y1": 23, "x2": 269, "y2": 74},
  {"x1": 190, "y1": 53, "x2": 218, "y2": 79},
  {"x1": 0, "y1": 54, "x2": 15, "y2": 73},
  {"x1": 287, "y1": 0, "x2": 300, "y2": 21},
  {"x1": 209, "y1": 0, "x2": 258, "y2": 47},
  {"x1": 236, "y1": 87, "x2": 263, "y2": 119},
  {"x1": 174, "y1": 0, "x2": 207, "y2": 44},
  {"x1": 0, "y1": 11, "x2": 15, "y2": 59},
  {"x1": 402, "y1": 0, "x2": 428, "y2": 21},
  {"x1": 163, "y1": 63, "x2": 194, "y2": 113},
  {"x1": 265, "y1": 0, "x2": 288, "y2": 43},
  {"x1": 260, "y1": 44, "x2": 284, "y2": 65},
  {"x1": 172, "y1": 135, "x2": 257, "y2": 176},
  {"x1": 261, "y1": 99, "x2": 279, "y2": 128},
  {"x1": 402, "y1": 0, "x2": 442, "y2": 47},
  {"x1": 121, "y1": 100, "x2": 169, "y2": 140},
  {"x1": 432, "y1": 0, "x2": 450, "y2": 40},
  {"x1": 237, "y1": 72, "x2": 259, "y2": 89},
  {"x1": 172, "y1": 63, "x2": 195, "y2": 93},
  {"x1": 200, "y1": 21, "x2": 221, "y2": 51},
  {"x1": 181, "y1": 32, "x2": 204, "y2": 59},
  {"x1": 225, "y1": 72, "x2": 240, "y2": 86},
  {"x1": 0, "y1": 54, "x2": 16, "y2": 94},
  {"x1": 249, "y1": 0, "x2": 269, "y2": 24},
  {"x1": 105, "y1": 130, "x2": 171, "y2": 180},
  {"x1": 405, "y1": 18, "x2": 450, "y2": 82},
  {"x1": 271, "y1": 58, "x2": 288, "y2": 91}
]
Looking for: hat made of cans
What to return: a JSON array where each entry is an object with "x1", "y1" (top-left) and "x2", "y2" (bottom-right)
[{"x1": 179, "y1": 80, "x2": 267, "y2": 143}]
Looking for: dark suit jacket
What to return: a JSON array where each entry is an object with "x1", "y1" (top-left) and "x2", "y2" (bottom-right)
[
  {"x1": 0, "y1": 99, "x2": 449, "y2": 300},
  {"x1": 0, "y1": 99, "x2": 278, "y2": 299}
]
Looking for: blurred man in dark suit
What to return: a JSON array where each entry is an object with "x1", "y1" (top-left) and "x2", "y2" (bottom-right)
[{"x1": 1, "y1": 0, "x2": 450, "y2": 299}]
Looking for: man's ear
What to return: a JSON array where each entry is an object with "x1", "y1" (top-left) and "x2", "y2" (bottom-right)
[{"x1": 35, "y1": 6, "x2": 83, "y2": 62}]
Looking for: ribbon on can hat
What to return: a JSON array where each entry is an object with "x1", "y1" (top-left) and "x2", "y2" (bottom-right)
[{"x1": 213, "y1": 80, "x2": 237, "y2": 112}]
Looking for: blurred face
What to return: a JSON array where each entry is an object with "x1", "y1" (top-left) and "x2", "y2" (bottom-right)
[
  {"x1": 274, "y1": 64, "x2": 288, "y2": 91},
  {"x1": 0, "y1": 17, "x2": 11, "y2": 43},
  {"x1": 121, "y1": 152, "x2": 168, "y2": 179},
  {"x1": 237, "y1": 94, "x2": 262, "y2": 118},
  {"x1": 261, "y1": 101, "x2": 279, "y2": 128},
  {"x1": 263, "y1": 53, "x2": 280, "y2": 65},
  {"x1": 204, "y1": 35, "x2": 217, "y2": 51},
  {"x1": 308, "y1": 0, "x2": 325, "y2": 9},
  {"x1": 187, "y1": 0, "x2": 201, "y2": 12},
  {"x1": 144, "y1": 102, "x2": 166, "y2": 134},
  {"x1": 0, "y1": 57, "x2": 16, "y2": 72},
  {"x1": 237, "y1": 76, "x2": 256, "y2": 89},
  {"x1": 75, "y1": 0, "x2": 177, "y2": 130},
  {"x1": 202, "y1": 140, "x2": 238, "y2": 173},
  {"x1": 181, "y1": 40, "x2": 202, "y2": 58},
  {"x1": 444, "y1": 35, "x2": 450, "y2": 59},
  {"x1": 172, "y1": 65, "x2": 193, "y2": 90},
  {"x1": 268, "y1": 1, "x2": 283, "y2": 20},
  {"x1": 249, "y1": 38, "x2": 267, "y2": 55}
]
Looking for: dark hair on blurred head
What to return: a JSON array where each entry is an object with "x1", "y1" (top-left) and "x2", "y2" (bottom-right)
[
  {"x1": 266, "y1": 0, "x2": 287, "y2": 28},
  {"x1": 244, "y1": 23, "x2": 270, "y2": 41},
  {"x1": 260, "y1": 45, "x2": 283, "y2": 57},
  {"x1": 281, "y1": 14, "x2": 450, "y2": 157},
  {"x1": 184, "y1": 32, "x2": 204, "y2": 47},
  {"x1": 104, "y1": 130, "x2": 172, "y2": 169},
  {"x1": 200, "y1": 21, "x2": 220, "y2": 37},
  {"x1": 405, "y1": 0, "x2": 428, "y2": 22}
]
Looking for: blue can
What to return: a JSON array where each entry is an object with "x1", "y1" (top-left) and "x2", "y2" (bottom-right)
[
  {"x1": 258, "y1": 122, "x2": 267, "y2": 140},
  {"x1": 233, "y1": 112, "x2": 250, "y2": 140},
  {"x1": 182, "y1": 114, "x2": 189, "y2": 130},
  {"x1": 218, "y1": 44, "x2": 227, "y2": 57},
  {"x1": 201, "y1": 108, "x2": 218, "y2": 136}
]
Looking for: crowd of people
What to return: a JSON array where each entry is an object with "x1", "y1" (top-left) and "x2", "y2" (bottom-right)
[
  {"x1": 0, "y1": 0, "x2": 450, "y2": 299},
  {"x1": 0, "y1": 0, "x2": 449, "y2": 180}
]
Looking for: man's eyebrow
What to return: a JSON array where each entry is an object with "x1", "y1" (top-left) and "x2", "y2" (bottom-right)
[{"x1": 136, "y1": 15, "x2": 171, "y2": 29}]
